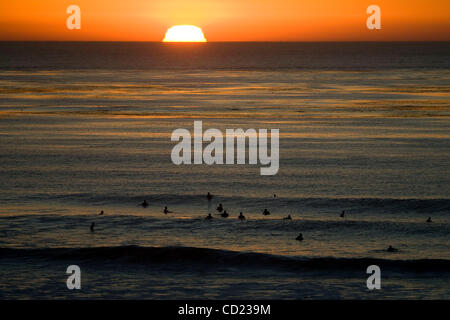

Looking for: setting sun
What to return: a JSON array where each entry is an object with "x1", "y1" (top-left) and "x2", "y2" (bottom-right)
[{"x1": 163, "y1": 25, "x2": 207, "y2": 42}]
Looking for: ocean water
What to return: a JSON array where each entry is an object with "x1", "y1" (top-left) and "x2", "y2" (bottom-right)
[{"x1": 0, "y1": 42, "x2": 449, "y2": 299}]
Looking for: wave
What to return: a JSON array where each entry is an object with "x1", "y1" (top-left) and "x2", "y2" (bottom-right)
[
  {"x1": 1, "y1": 246, "x2": 449, "y2": 273},
  {"x1": 12, "y1": 193, "x2": 450, "y2": 214}
]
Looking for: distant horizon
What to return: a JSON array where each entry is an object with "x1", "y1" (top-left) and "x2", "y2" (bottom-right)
[{"x1": 1, "y1": 40, "x2": 450, "y2": 43}]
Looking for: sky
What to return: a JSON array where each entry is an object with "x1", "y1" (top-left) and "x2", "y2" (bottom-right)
[{"x1": 0, "y1": 0, "x2": 449, "y2": 41}]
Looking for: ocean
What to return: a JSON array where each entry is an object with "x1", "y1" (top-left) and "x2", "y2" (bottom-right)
[{"x1": 0, "y1": 42, "x2": 449, "y2": 299}]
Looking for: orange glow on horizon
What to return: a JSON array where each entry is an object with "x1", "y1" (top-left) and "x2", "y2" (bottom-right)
[{"x1": 0, "y1": 0, "x2": 449, "y2": 41}]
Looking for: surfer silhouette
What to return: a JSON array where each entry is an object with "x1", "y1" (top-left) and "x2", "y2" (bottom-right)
[
  {"x1": 164, "y1": 206, "x2": 172, "y2": 214},
  {"x1": 387, "y1": 245, "x2": 398, "y2": 252}
]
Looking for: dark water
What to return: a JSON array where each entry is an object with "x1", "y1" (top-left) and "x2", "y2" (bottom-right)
[
  {"x1": 1, "y1": 42, "x2": 450, "y2": 70},
  {"x1": 0, "y1": 42, "x2": 449, "y2": 299}
]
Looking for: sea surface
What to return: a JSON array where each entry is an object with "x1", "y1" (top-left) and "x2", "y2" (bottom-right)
[{"x1": 0, "y1": 42, "x2": 449, "y2": 299}]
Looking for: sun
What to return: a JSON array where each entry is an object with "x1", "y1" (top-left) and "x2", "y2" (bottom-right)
[{"x1": 163, "y1": 25, "x2": 207, "y2": 42}]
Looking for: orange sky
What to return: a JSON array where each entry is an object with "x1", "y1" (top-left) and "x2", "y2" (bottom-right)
[{"x1": 0, "y1": 0, "x2": 449, "y2": 41}]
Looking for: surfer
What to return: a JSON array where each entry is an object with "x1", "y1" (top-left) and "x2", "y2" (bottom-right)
[
  {"x1": 296, "y1": 233, "x2": 303, "y2": 241},
  {"x1": 216, "y1": 203, "x2": 223, "y2": 213},
  {"x1": 99, "y1": 210, "x2": 104, "y2": 215},
  {"x1": 426, "y1": 217, "x2": 432, "y2": 223},
  {"x1": 163, "y1": 206, "x2": 172, "y2": 214},
  {"x1": 283, "y1": 214, "x2": 292, "y2": 220},
  {"x1": 221, "y1": 210, "x2": 229, "y2": 218},
  {"x1": 205, "y1": 213, "x2": 213, "y2": 220},
  {"x1": 207, "y1": 192, "x2": 213, "y2": 200},
  {"x1": 141, "y1": 200, "x2": 148, "y2": 208},
  {"x1": 90, "y1": 222, "x2": 95, "y2": 232},
  {"x1": 262, "y1": 209, "x2": 270, "y2": 216},
  {"x1": 340, "y1": 210, "x2": 345, "y2": 218},
  {"x1": 387, "y1": 245, "x2": 398, "y2": 252},
  {"x1": 238, "y1": 212, "x2": 246, "y2": 220}
]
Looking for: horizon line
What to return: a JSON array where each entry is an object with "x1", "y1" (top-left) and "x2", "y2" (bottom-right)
[{"x1": 1, "y1": 40, "x2": 450, "y2": 43}]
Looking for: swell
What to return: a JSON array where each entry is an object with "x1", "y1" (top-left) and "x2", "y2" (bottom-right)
[
  {"x1": 9, "y1": 193, "x2": 450, "y2": 214},
  {"x1": 1, "y1": 246, "x2": 449, "y2": 273}
]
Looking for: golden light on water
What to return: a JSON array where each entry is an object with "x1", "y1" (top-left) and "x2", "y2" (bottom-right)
[{"x1": 163, "y1": 25, "x2": 207, "y2": 42}]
